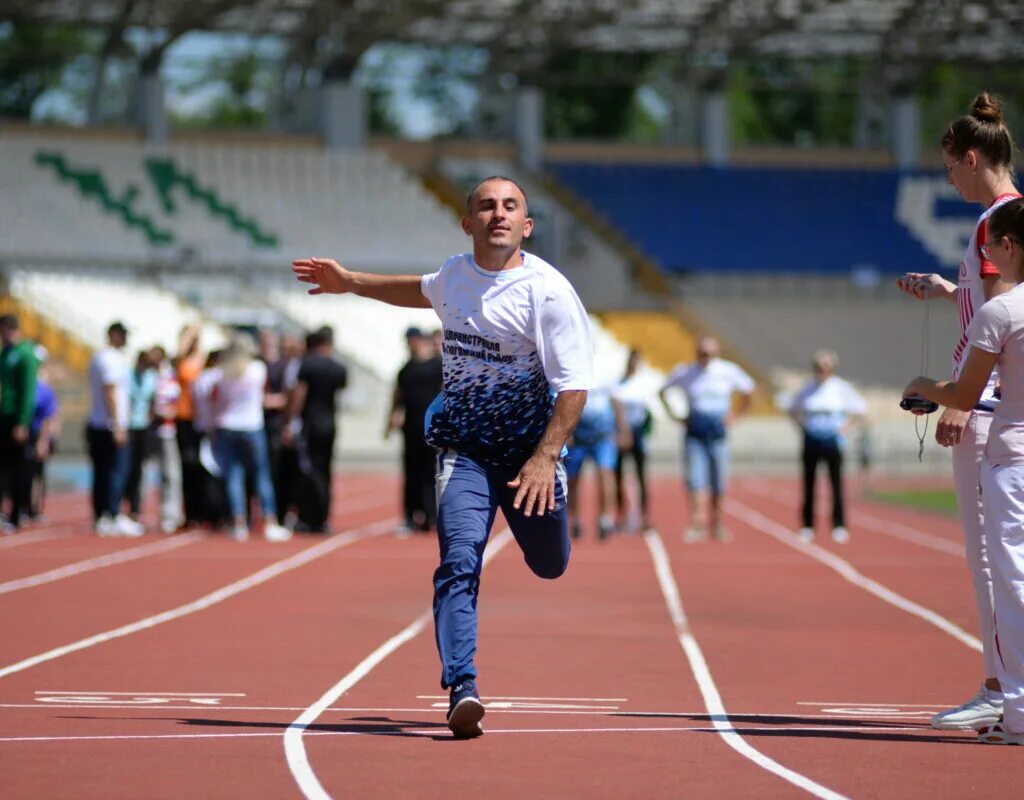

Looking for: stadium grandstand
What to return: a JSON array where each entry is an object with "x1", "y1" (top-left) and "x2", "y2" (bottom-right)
[{"x1": 3, "y1": 1, "x2": 1024, "y2": 468}]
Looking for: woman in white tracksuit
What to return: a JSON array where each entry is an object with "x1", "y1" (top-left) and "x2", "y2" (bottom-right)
[
  {"x1": 897, "y1": 92, "x2": 1020, "y2": 731},
  {"x1": 904, "y1": 196, "x2": 1024, "y2": 745}
]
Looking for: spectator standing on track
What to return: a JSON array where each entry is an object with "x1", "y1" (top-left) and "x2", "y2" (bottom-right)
[
  {"x1": 612, "y1": 349, "x2": 656, "y2": 535},
  {"x1": 28, "y1": 346, "x2": 59, "y2": 522},
  {"x1": 902, "y1": 196, "x2": 1024, "y2": 746},
  {"x1": 174, "y1": 325, "x2": 206, "y2": 529},
  {"x1": 151, "y1": 346, "x2": 184, "y2": 534},
  {"x1": 787, "y1": 350, "x2": 865, "y2": 545},
  {"x1": 565, "y1": 383, "x2": 628, "y2": 541},
  {"x1": 659, "y1": 337, "x2": 754, "y2": 543},
  {"x1": 0, "y1": 315, "x2": 38, "y2": 532},
  {"x1": 212, "y1": 334, "x2": 292, "y2": 543},
  {"x1": 284, "y1": 326, "x2": 347, "y2": 534},
  {"x1": 896, "y1": 92, "x2": 1020, "y2": 731},
  {"x1": 292, "y1": 175, "x2": 591, "y2": 740},
  {"x1": 122, "y1": 348, "x2": 158, "y2": 528},
  {"x1": 192, "y1": 349, "x2": 229, "y2": 528},
  {"x1": 87, "y1": 322, "x2": 143, "y2": 537},
  {"x1": 386, "y1": 326, "x2": 443, "y2": 536}
]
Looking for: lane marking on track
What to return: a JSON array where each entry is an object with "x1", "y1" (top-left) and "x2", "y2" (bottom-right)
[
  {"x1": 0, "y1": 533, "x2": 205, "y2": 596},
  {"x1": 416, "y1": 694, "x2": 627, "y2": 702},
  {"x1": 739, "y1": 482, "x2": 962, "y2": 557},
  {"x1": 0, "y1": 703, "x2": 938, "y2": 721},
  {"x1": 36, "y1": 691, "x2": 245, "y2": 695},
  {"x1": 644, "y1": 529, "x2": 848, "y2": 800},
  {"x1": 34, "y1": 691, "x2": 245, "y2": 706},
  {"x1": 284, "y1": 528, "x2": 514, "y2": 800},
  {"x1": 0, "y1": 531, "x2": 72, "y2": 550},
  {"x1": 725, "y1": 499, "x2": 982, "y2": 653},
  {"x1": 0, "y1": 519, "x2": 395, "y2": 681},
  {"x1": 0, "y1": 724, "x2": 930, "y2": 745},
  {"x1": 798, "y1": 701, "x2": 951, "y2": 708}
]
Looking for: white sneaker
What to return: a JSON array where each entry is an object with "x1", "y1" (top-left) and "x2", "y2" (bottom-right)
[
  {"x1": 831, "y1": 526, "x2": 850, "y2": 544},
  {"x1": 263, "y1": 523, "x2": 292, "y2": 543},
  {"x1": 683, "y1": 527, "x2": 706, "y2": 543},
  {"x1": 394, "y1": 523, "x2": 414, "y2": 539},
  {"x1": 977, "y1": 721, "x2": 1024, "y2": 744},
  {"x1": 797, "y1": 527, "x2": 815, "y2": 543},
  {"x1": 932, "y1": 685, "x2": 1004, "y2": 730},
  {"x1": 115, "y1": 515, "x2": 145, "y2": 537},
  {"x1": 231, "y1": 524, "x2": 250, "y2": 542},
  {"x1": 95, "y1": 514, "x2": 118, "y2": 537}
]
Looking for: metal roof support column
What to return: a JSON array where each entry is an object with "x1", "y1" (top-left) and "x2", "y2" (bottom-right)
[
  {"x1": 891, "y1": 92, "x2": 921, "y2": 170},
  {"x1": 515, "y1": 85, "x2": 544, "y2": 173},
  {"x1": 129, "y1": 64, "x2": 168, "y2": 145},
  {"x1": 319, "y1": 80, "x2": 366, "y2": 150},
  {"x1": 700, "y1": 88, "x2": 730, "y2": 166},
  {"x1": 664, "y1": 80, "x2": 698, "y2": 146}
]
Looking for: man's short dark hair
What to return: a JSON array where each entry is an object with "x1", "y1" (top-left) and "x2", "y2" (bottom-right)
[
  {"x1": 0, "y1": 314, "x2": 18, "y2": 331},
  {"x1": 465, "y1": 175, "x2": 529, "y2": 214},
  {"x1": 306, "y1": 326, "x2": 334, "y2": 351}
]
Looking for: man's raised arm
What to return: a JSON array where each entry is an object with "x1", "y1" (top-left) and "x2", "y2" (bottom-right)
[{"x1": 292, "y1": 258, "x2": 432, "y2": 309}]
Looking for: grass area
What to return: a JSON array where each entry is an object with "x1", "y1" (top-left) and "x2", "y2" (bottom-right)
[{"x1": 866, "y1": 487, "x2": 959, "y2": 516}]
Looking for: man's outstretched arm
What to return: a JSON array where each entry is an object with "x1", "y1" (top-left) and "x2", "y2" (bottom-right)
[{"x1": 292, "y1": 258, "x2": 432, "y2": 309}]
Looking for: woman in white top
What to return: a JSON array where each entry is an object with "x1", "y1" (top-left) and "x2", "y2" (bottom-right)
[
  {"x1": 904, "y1": 196, "x2": 1024, "y2": 745},
  {"x1": 787, "y1": 350, "x2": 866, "y2": 544},
  {"x1": 897, "y1": 92, "x2": 1020, "y2": 730},
  {"x1": 212, "y1": 334, "x2": 291, "y2": 542}
]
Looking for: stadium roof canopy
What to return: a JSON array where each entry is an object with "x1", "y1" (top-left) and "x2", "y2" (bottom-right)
[{"x1": 9, "y1": 0, "x2": 1024, "y2": 68}]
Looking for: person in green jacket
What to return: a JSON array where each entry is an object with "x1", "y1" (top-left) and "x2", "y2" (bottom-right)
[{"x1": 0, "y1": 314, "x2": 39, "y2": 531}]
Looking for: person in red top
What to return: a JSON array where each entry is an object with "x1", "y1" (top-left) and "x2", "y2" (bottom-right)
[{"x1": 897, "y1": 91, "x2": 1020, "y2": 730}]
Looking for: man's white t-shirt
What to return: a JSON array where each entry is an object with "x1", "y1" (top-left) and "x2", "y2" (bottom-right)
[
  {"x1": 213, "y1": 360, "x2": 267, "y2": 432},
  {"x1": 789, "y1": 375, "x2": 867, "y2": 443},
  {"x1": 87, "y1": 346, "x2": 129, "y2": 430},
  {"x1": 421, "y1": 251, "x2": 593, "y2": 467},
  {"x1": 662, "y1": 358, "x2": 755, "y2": 417},
  {"x1": 968, "y1": 283, "x2": 1024, "y2": 465}
]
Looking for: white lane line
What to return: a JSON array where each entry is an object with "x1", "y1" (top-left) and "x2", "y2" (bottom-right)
[
  {"x1": 35, "y1": 691, "x2": 245, "y2": 696},
  {"x1": 725, "y1": 499, "x2": 982, "y2": 653},
  {"x1": 0, "y1": 520, "x2": 395, "y2": 681},
  {"x1": 644, "y1": 529, "x2": 848, "y2": 800},
  {"x1": 0, "y1": 725, "x2": 929, "y2": 745},
  {"x1": 0, "y1": 533, "x2": 205, "y2": 596},
  {"x1": 739, "y1": 482, "x2": 963, "y2": 557},
  {"x1": 0, "y1": 530, "x2": 71, "y2": 549},
  {"x1": 284, "y1": 528, "x2": 515, "y2": 800},
  {"x1": 415, "y1": 694, "x2": 628, "y2": 702}
]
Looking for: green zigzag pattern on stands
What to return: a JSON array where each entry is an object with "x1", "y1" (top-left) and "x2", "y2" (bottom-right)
[
  {"x1": 144, "y1": 158, "x2": 279, "y2": 248},
  {"x1": 34, "y1": 151, "x2": 175, "y2": 246}
]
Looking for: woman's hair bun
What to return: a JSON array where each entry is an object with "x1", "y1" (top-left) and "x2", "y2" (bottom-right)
[{"x1": 972, "y1": 92, "x2": 1003, "y2": 125}]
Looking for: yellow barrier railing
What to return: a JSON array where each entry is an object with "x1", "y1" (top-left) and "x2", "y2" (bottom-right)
[{"x1": 0, "y1": 295, "x2": 93, "y2": 374}]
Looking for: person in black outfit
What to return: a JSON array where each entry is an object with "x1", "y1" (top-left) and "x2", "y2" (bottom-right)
[
  {"x1": 386, "y1": 327, "x2": 443, "y2": 535},
  {"x1": 285, "y1": 326, "x2": 347, "y2": 533}
]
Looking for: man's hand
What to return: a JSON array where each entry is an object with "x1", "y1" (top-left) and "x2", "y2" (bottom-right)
[
  {"x1": 896, "y1": 272, "x2": 949, "y2": 300},
  {"x1": 292, "y1": 258, "x2": 355, "y2": 295},
  {"x1": 935, "y1": 407, "x2": 970, "y2": 447},
  {"x1": 12, "y1": 425, "x2": 28, "y2": 445},
  {"x1": 507, "y1": 453, "x2": 558, "y2": 517},
  {"x1": 113, "y1": 426, "x2": 127, "y2": 447}
]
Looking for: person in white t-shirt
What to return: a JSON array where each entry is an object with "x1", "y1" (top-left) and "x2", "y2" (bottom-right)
[
  {"x1": 86, "y1": 321, "x2": 143, "y2": 537},
  {"x1": 659, "y1": 337, "x2": 754, "y2": 542},
  {"x1": 293, "y1": 176, "x2": 592, "y2": 740},
  {"x1": 787, "y1": 350, "x2": 865, "y2": 544},
  {"x1": 211, "y1": 334, "x2": 291, "y2": 543},
  {"x1": 903, "y1": 196, "x2": 1024, "y2": 746},
  {"x1": 897, "y1": 92, "x2": 1020, "y2": 730},
  {"x1": 612, "y1": 349, "x2": 656, "y2": 535}
]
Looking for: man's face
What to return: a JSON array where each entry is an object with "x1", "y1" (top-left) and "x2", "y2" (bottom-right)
[
  {"x1": 462, "y1": 180, "x2": 533, "y2": 251},
  {"x1": 0, "y1": 325, "x2": 15, "y2": 346}
]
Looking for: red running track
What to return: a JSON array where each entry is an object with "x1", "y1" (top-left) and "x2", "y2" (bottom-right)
[{"x1": 0, "y1": 471, "x2": 1021, "y2": 799}]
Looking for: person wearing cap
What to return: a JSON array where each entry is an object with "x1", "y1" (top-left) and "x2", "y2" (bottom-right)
[
  {"x1": 87, "y1": 321, "x2": 143, "y2": 537},
  {"x1": 386, "y1": 326, "x2": 443, "y2": 536},
  {"x1": 0, "y1": 314, "x2": 39, "y2": 532}
]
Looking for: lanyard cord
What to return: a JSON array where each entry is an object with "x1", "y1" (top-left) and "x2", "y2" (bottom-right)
[{"x1": 915, "y1": 300, "x2": 930, "y2": 462}]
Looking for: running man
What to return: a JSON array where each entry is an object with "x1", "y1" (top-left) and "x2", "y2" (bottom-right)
[{"x1": 292, "y1": 176, "x2": 592, "y2": 739}]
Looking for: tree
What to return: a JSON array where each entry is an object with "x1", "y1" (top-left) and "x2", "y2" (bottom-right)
[{"x1": 0, "y1": 20, "x2": 93, "y2": 118}]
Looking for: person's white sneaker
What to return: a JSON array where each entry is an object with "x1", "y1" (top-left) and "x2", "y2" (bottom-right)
[
  {"x1": 797, "y1": 527, "x2": 815, "y2": 543},
  {"x1": 115, "y1": 515, "x2": 145, "y2": 537},
  {"x1": 977, "y1": 721, "x2": 1024, "y2": 744},
  {"x1": 95, "y1": 514, "x2": 118, "y2": 537},
  {"x1": 831, "y1": 526, "x2": 850, "y2": 544},
  {"x1": 932, "y1": 685, "x2": 1004, "y2": 730},
  {"x1": 263, "y1": 523, "x2": 292, "y2": 543},
  {"x1": 683, "y1": 527, "x2": 706, "y2": 543},
  {"x1": 231, "y1": 524, "x2": 250, "y2": 542}
]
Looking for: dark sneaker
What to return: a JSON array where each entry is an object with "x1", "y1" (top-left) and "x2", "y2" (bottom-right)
[{"x1": 447, "y1": 680, "x2": 485, "y2": 739}]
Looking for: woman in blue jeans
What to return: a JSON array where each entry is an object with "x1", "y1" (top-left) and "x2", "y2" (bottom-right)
[{"x1": 211, "y1": 335, "x2": 291, "y2": 542}]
